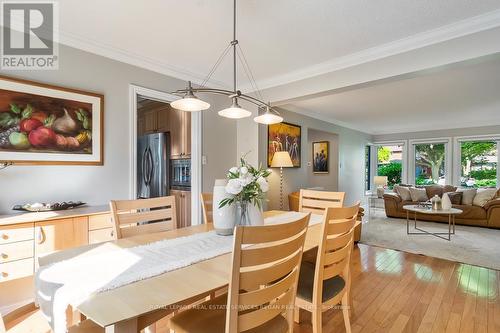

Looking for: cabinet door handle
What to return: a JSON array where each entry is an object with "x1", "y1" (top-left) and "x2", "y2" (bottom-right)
[
  {"x1": 1, "y1": 253, "x2": 7, "y2": 260},
  {"x1": 1, "y1": 233, "x2": 8, "y2": 240},
  {"x1": 1, "y1": 272, "x2": 8, "y2": 278},
  {"x1": 36, "y1": 226, "x2": 45, "y2": 244}
]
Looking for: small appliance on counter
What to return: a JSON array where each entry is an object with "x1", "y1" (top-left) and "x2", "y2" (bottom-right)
[{"x1": 171, "y1": 158, "x2": 191, "y2": 190}]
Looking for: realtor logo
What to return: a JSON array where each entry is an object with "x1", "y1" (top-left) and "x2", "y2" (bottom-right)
[{"x1": 1, "y1": 1, "x2": 58, "y2": 69}]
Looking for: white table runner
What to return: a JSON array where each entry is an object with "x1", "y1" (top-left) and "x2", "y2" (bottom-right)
[{"x1": 35, "y1": 212, "x2": 321, "y2": 333}]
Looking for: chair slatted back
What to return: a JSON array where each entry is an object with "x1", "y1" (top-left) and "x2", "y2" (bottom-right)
[
  {"x1": 110, "y1": 196, "x2": 177, "y2": 239},
  {"x1": 200, "y1": 193, "x2": 213, "y2": 224},
  {"x1": 299, "y1": 189, "x2": 345, "y2": 214},
  {"x1": 225, "y1": 214, "x2": 310, "y2": 333},
  {"x1": 313, "y1": 203, "x2": 359, "y2": 304}
]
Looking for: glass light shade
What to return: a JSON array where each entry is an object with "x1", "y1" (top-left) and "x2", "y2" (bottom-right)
[
  {"x1": 218, "y1": 99, "x2": 251, "y2": 119},
  {"x1": 271, "y1": 151, "x2": 293, "y2": 168},
  {"x1": 170, "y1": 91, "x2": 210, "y2": 112},
  {"x1": 253, "y1": 108, "x2": 283, "y2": 124}
]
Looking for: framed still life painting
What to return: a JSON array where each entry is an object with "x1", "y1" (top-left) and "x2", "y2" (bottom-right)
[
  {"x1": 0, "y1": 76, "x2": 104, "y2": 165},
  {"x1": 312, "y1": 141, "x2": 329, "y2": 173},
  {"x1": 267, "y1": 122, "x2": 301, "y2": 167}
]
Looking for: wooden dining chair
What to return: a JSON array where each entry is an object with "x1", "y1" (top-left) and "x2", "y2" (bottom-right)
[
  {"x1": 110, "y1": 196, "x2": 177, "y2": 239},
  {"x1": 0, "y1": 302, "x2": 52, "y2": 333},
  {"x1": 294, "y1": 203, "x2": 360, "y2": 333},
  {"x1": 169, "y1": 213, "x2": 311, "y2": 333},
  {"x1": 298, "y1": 189, "x2": 345, "y2": 214},
  {"x1": 200, "y1": 193, "x2": 213, "y2": 224}
]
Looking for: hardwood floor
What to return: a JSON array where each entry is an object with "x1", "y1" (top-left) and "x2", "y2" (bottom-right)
[
  {"x1": 155, "y1": 243, "x2": 500, "y2": 333},
  {"x1": 5, "y1": 244, "x2": 499, "y2": 333}
]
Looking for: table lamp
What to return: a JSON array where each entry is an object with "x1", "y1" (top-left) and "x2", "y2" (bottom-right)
[
  {"x1": 271, "y1": 151, "x2": 294, "y2": 209},
  {"x1": 374, "y1": 176, "x2": 388, "y2": 198}
]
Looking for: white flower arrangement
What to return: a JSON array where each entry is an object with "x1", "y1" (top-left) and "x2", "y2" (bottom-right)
[{"x1": 219, "y1": 157, "x2": 271, "y2": 209}]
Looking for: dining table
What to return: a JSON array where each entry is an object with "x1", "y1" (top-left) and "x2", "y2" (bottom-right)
[{"x1": 37, "y1": 210, "x2": 360, "y2": 333}]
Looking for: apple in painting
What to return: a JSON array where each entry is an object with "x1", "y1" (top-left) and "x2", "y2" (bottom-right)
[
  {"x1": 8, "y1": 132, "x2": 30, "y2": 149},
  {"x1": 20, "y1": 118, "x2": 43, "y2": 133},
  {"x1": 28, "y1": 127, "x2": 57, "y2": 147}
]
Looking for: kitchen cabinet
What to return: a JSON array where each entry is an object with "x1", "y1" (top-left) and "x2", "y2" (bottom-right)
[
  {"x1": 137, "y1": 106, "x2": 170, "y2": 136},
  {"x1": 170, "y1": 108, "x2": 191, "y2": 159},
  {"x1": 170, "y1": 190, "x2": 191, "y2": 228},
  {"x1": 34, "y1": 217, "x2": 88, "y2": 261}
]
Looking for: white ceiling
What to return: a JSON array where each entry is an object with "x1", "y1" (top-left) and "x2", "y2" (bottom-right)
[
  {"x1": 53, "y1": 1, "x2": 500, "y2": 134},
  {"x1": 58, "y1": 0, "x2": 500, "y2": 88},
  {"x1": 283, "y1": 55, "x2": 500, "y2": 134}
]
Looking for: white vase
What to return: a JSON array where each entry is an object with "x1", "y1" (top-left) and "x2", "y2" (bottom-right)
[
  {"x1": 442, "y1": 193, "x2": 452, "y2": 210},
  {"x1": 248, "y1": 203, "x2": 264, "y2": 226},
  {"x1": 213, "y1": 179, "x2": 236, "y2": 235}
]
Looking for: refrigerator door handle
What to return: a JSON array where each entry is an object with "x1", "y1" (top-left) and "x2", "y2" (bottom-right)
[
  {"x1": 142, "y1": 147, "x2": 148, "y2": 185},
  {"x1": 146, "y1": 147, "x2": 154, "y2": 186}
]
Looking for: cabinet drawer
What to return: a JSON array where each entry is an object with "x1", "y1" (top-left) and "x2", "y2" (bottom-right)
[
  {"x1": 88, "y1": 214, "x2": 113, "y2": 231},
  {"x1": 0, "y1": 241, "x2": 34, "y2": 263},
  {"x1": 0, "y1": 223, "x2": 34, "y2": 245},
  {"x1": 89, "y1": 228, "x2": 115, "y2": 244},
  {"x1": 0, "y1": 258, "x2": 34, "y2": 283}
]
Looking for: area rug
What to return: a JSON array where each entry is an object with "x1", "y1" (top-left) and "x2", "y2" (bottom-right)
[{"x1": 360, "y1": 210, "x2": 500, "y2": 270}]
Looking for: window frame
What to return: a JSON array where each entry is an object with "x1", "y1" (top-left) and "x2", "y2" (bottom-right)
[
  {"x1": 409, "y1": 137, "x2": 452, "y2": 186},
  {"x1": 453, "y1": 135, "x2": 500, "y2": 188},
  {"x1": 370, "y1": 140, "x2": 408, "y2": 191}
]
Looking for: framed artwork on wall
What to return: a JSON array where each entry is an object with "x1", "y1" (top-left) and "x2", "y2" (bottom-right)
[
  {"x1": 313, "y1": 141, "x2": 329, "y2": 173},
  {"x1": 0, "y1": 75, "x2": 104, "y2": 165},
  {"x1": 267, "y1": 121, "x2": 301, "y2": 167}
]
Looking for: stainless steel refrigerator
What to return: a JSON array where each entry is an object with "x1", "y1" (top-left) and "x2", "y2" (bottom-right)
[{"x1": 137, "y1": 133, "x2": 170, "y2": 199}]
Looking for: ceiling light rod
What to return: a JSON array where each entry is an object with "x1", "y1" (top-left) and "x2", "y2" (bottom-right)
[{"x1": 169, "y1": 0, "x2": 283, "y2": 124}]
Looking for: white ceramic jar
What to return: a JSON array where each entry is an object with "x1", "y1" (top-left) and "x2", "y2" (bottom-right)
[{"x1": 212, "y1": 179, "x2": 236, "y2": 235}]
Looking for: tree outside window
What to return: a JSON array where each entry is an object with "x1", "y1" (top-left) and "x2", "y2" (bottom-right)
[
  {"x1": 460, "y1": 141, "x2": 497, "y2": 188},
  {"x1": 415, "y1": 143, "x2": 446, "y2": 185},
  {"x1": 377, "y1": 145, "x2": 403, "y2": 189}
]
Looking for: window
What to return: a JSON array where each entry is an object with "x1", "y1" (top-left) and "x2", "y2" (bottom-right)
[
  {"x1": 376, "y1": 144, "x2": 403, "y2": 189},
  {"x1": 459, "y1": 140, "x2": 498, "y2": 188},
  {"x1": 414, "y1": 143, "x2": 446, "y2": 185}
]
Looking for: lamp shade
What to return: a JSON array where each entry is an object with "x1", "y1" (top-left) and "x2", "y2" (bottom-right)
[
  {"x1": 374, "y1": 176, "x2": 388, "y2": 186},
  {"x1": 271, "y1": 151, "x2": 293, "y2": 168},
  {"x1": 253, "y1": 106, "x2": 283, "y2": 125},
  {"x1": 218, "y1": 98, "x2": 252, "y2": 119}
]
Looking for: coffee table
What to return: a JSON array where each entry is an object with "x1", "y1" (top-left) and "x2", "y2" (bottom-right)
[{"x1": 403, "y1": 205, "x2": 463, "y2": 241}]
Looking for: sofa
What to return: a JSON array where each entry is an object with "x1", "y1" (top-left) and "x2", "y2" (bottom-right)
[{"x1": 383, "y1": 185, "x2": 500, "y2": 229}]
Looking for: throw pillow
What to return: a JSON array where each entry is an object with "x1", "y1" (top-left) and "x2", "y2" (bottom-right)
[
  {"x1": 473, "y1": 188, "x2": 497, "y2": 207},
  {"x1": 446, "y1": 192, "x2": 462, "y2": 205},
  {"x1": 409, "y1": 187, "x2": 428, "y2": 202},
  {"x1": 395, "y1": 185, "x2": 412, "y2": 201},
  {"x1": 457, "y1": 188, "x2": 477, "y2": 205}
]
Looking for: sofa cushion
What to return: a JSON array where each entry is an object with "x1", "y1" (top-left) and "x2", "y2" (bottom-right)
[
  {"x1": 394, "y1": 185, "x2": 412, "y2": 201},
  {"x1": 446, "y1": 192, "x2": 462, "y2": 205},
  {"x1": 473, "y1": 188, "x2": 497, "y2": 207},
  {"x1": 425, "y1": 185, "x2": 443, "y2": 199},
  {"x1": 453, "y1": 204, "x2": 487, "y2": 220},
  {"x1": 443, "y1": 185, "x2": 458, "y2": 193},
  {"x1": 457, "y1": 188, "x2": 477, "y2": 205},
  {"x1": 410, "y1": 187, "x2": 428, "y2": 202}
]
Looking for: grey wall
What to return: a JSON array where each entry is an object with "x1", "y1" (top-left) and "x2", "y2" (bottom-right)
[
  {"x1": 0, "y1": 44, "x2": 237, "y2": 214},
  {"x1": 373, "y1": 125, "x2": 500, "y2": 141},
  {"x1": 258, "y1": 108, "x2": 372, "y2": 210}
]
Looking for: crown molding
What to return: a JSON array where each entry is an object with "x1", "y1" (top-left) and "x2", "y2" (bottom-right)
[
  {"x1": 246, "y1": 8, "x2": 500, "y2": 92},
  {"x1": 58, "y1": 30, "x2": 231, "y2": 90},
  {"x1": 370, "y1": 118, "x2": 500, "y2": 135}
]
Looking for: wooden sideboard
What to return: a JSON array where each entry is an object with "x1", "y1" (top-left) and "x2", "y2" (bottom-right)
[{"x1": 0, "y1": 206, "x2": 113, "y2": 283}]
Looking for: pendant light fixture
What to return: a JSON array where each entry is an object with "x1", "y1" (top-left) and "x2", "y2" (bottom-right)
[
  {"x1": 253, "y1": 105, "x2": 284, "y2": 124},
  {"x1": 170, "y1": 0, "x2": 283, "y2": 125},
  {"x1": 170, "y1": 81, "x2": 210, "y2": 112}
]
